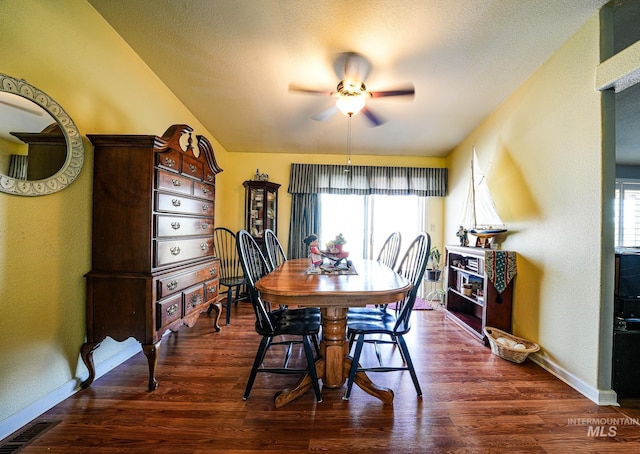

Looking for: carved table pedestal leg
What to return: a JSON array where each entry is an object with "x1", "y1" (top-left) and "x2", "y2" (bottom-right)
[
  {"x1": 320, "y1": 307, "x2": 349, "y2": 387},
  {"x1": 273, "y1": 306, "x2": 394, "y2": 407}
]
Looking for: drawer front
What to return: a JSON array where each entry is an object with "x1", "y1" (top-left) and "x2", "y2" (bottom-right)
[
  {"x1": 156, "y1": 149, "x2": 182, "y2": 173},
  {"x1": 206, "y1": 260, "x2": 219, "y2": 279},
  {"x1": 156, "y1": 215, "x2": 214, "y2": 238},
  {"x1": 156, "y1": 260, "x2": 220, "y2": 299},
  {"x1": 182, "y1": 155, "x2": 203, "y2": 180},
  {"x1": 184, "y1": 284, "x2": 205, "y2": 316},
  {"x1": 156, "y1": 293, "x2": 183, "y2": 330},
  {"x1": 156, "y1": 193, "x2": 214, "y2": 216},
  {"x1": 194, "y1": 181, "x2": 215, "y2": 201},
  {"x1": 156, "y1": 169, "x2": 192, "y2": 196},
  {"x1": 204, "y1": 169, "x2": 216, "y2": 185},
  {"x1": 204, "y1": 278, "x2": 219, "y2": 302},
  {"x1": 155, "y1": 237, "x2": 214, "y2": 267}
]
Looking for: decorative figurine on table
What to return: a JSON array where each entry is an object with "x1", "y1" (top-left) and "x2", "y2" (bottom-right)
[
  {"x1": 326, "y1": 233, "x2": 347, "y2": 254},
  {"x1": 303, "y1": 234, "x2": 323, "y2": 268},
  {"x1": 456, "y1": 225, "x2": 469, "y2": 247}
]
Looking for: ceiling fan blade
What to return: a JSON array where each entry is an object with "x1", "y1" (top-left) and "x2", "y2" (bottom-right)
[
  {"x1": 288, "y1": 83, "x2": 335, "y2": 96},
  {"x1": 369, "y1": 85, "x2": 415, "y2": 98},
  {"x1": 361, "y1": 106, "x2": 386, "y2": 127},
  {"x1": 313, "y1": 105, "x2": 339, "y2": 122},
  {"x1": 334, "y1": 52, "x2": 371, "y2": 82}
]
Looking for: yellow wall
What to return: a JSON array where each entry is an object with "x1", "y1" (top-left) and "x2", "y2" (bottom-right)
[
  {"x1": 445, "y1": 14, "x2": 610, "y2": 398},
  {"x1": 0, "y1": 0, "x2": 229, "y2": 424},
  {"x1": 0, "y1": 0, "x2": 446, "y2": 429}
]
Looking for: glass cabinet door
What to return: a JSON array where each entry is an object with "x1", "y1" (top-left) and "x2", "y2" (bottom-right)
[
  {"x1": 244, "y1": 180, "x2": 280, "y2": 241},
  {"x1": 249, "y1": 188, "x2": 264, "y2": 238},
  {"x1": 265, "y1": 189, "x2": 276, "y2": 233}
]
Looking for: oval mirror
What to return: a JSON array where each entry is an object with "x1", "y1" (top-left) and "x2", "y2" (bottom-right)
[{"x1": 0, "y1": 73, "x2": 84, "y2": 196}]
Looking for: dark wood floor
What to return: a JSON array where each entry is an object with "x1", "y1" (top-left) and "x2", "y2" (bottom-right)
[{"x1": 9, "y1": 304, "x2": 640, "y2": 453}]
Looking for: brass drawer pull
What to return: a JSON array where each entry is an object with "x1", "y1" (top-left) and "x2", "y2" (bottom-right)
[
  {"x1": 200, "y1": 223, "x2": 208, "y2": 230},
  {"x1": 208, "y1": 284, "x2": 217, "y2": 293},
  {"x1": 189, "y1": 164, "x2": 197, "y2": 173},
  {"x1": 200, "y1": 243, "x2": 209, "y2": 251},
  {"x1": 167, "y1": 281, "x2": 178, "y2": 291},
  {"x1": 164, "y1": 157, "x2": 176, "y2": 168},
  {"x1": 209, "y1": 268, "x2": 216, "y2": 275},
  {"x1": 201, "y1": 187, "x2": 209, "y2": 194},
  {"x1": 201, "y1": 204, "x2": 209, "y2": 212},
  {"x1": 207, "y1": 175, "x2": 214, "y2": 182},
  {"x1": 170, "y1": 246, "x2": 181, "y2": 256},
  {"x1": 171, "y1": 179, "x2": 182, "y2": 187},
  {"x1": 171, "y1": 222, "x2": 181, "y2": 230},
  {"x1": 166, "y1": 303, "x2": 178, "y2": 316},
  {"x1": 188, "y1": 294, "x2": 202, "y2": 309},
  {"x1": 172, "y1": 199, "x2": 182, "y2": 207}
]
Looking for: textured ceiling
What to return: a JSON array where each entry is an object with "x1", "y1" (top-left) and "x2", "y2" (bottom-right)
[{"x1": 88, "y1": 0, "x2": 608, "y2": 157}]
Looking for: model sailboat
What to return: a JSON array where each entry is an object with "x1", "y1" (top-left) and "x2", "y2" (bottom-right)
[{"x1": 460, "y1": 147, "x2": 507, "y2": 248}]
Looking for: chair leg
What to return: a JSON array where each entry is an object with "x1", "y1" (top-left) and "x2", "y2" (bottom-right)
[
  {"x1": 343, "y1": 333, "x2": 365, "y2": 400},
  {"x1": 226, "y1": 287, "x2": 233, "y2": 325},
  {"x1": 243, "y1": 336, "x2": 271, "y2": 400},
  {"x1": 347, "y1": 331, "x2": 356, "y2": 352},
  {"x1": 396, "y1": 335, "x2": 422, "y2": 397},
  {"x1": 302, "y1": 335, "x2": 322, "y2": 402},
  {"x1": 233, "y1": 285, "x2": 240, "y2": 307},
  {"x1": 392, "y1": 334, "x2": 408, "y2": 363}
]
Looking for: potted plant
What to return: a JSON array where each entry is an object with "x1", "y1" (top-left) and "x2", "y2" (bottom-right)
[{"x1": 426, "y1": 246, "x2": 442, "y2": 281}]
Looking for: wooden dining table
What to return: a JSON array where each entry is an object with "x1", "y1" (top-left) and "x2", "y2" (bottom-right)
[{"x1": 255, "y1": 257, "x2": 412, "y2": 407}]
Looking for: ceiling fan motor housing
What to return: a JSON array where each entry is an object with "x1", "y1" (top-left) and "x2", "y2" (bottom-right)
[{"x1": 337, "y1": 80, "x2": 369, "y2": 97}]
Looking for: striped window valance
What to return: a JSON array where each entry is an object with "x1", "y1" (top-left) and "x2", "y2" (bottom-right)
[{"x1": 288, "y1": 163, "x2": 447, "y2": 197}]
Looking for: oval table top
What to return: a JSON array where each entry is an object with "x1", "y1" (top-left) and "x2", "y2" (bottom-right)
[{"x1": 255, "y1": 258, "x2": 412, "y2": 308}]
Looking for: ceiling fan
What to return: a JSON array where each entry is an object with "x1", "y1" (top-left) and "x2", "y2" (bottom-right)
[{"x1": 289, "y1": 52, "x2": 415, "y2": 127}]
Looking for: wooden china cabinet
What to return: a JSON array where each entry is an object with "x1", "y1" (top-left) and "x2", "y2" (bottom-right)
[
  {"x1": 243, "y1": 180, "x2": 280, "y2": 248},
  {"x1": 81, "y1": 125, "x2": 223, "y2": 391}
]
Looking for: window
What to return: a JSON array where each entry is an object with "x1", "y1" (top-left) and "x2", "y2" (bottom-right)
[
  {"x1": 615, "y1": 180, "x2": 640, "y2": 247},
  {"x1": 318, "y1": 194, "x2": 427, "y2": 260}
]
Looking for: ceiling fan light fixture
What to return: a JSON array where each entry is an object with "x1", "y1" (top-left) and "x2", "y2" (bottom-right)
[{"x1": 336, "y1": 95, "x2": 366, "y2": 117}]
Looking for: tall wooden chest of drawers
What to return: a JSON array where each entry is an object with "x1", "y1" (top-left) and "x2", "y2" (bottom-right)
[{"x1": 81, "y1": 125, "x2": 223, "y2": 390}]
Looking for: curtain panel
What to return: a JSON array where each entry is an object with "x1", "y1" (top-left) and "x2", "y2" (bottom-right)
[
  {"x1": 288, "y1": 193, "x2": 319, "y2": 259},
  {"x1": 286, "y1": 163, "x2": 447, "y2": 258}
]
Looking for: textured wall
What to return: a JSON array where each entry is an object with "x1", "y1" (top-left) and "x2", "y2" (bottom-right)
[
  {"x1": 0, "y1": 0, "x2": 220, "y2": 426},
  {"x1": 445, "y1": 14, "x2": 609, "y2": 397}
]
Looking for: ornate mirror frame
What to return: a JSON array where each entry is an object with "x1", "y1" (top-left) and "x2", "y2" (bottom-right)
[{"x1": 0, "y1": 73, "x2": 84, "y2": 196}]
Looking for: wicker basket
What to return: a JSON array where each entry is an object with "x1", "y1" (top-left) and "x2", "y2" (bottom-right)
[{"x1": 484, "y1": 326, "x2": 540, "y2": 364}]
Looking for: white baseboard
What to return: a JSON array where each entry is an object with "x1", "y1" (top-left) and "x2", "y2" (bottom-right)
[
  {"x1": 529, "y1": 353, "x2": 619, "y2": 406},
  {"x1": 0, "y1": 342, "x2": 141, "y2": 441}
]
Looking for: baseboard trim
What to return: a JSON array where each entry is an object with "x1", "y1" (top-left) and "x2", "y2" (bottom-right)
[
  {"x1": 0, "y1": 342, "x2": 141, "y2": 441},
  {"x1": 529, "y1": 353, "x2": 619, "y2": 406}
]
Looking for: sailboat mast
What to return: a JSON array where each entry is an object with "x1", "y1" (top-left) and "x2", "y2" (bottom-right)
[{"x1": 471, "y1": 146, "x2": 477, "y2": 228}]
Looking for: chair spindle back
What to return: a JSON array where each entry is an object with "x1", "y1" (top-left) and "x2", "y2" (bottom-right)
[
  {"x1": 393, "y1": 232, "x2": 431, "y2": 332},
  {"x1": 236, "y1": 230, "x2": 275, "y2": 333},
  {"x1": 376, "y1": 232, "x2": 402, "y2": 269},
  {"x1": 264, "y1": 229, "x2": 287, "y2": 271}
]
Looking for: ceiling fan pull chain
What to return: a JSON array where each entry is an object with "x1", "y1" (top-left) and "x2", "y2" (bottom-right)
[{"x1": 346, "y1": 114, "x2": 352, "y2": 169}]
